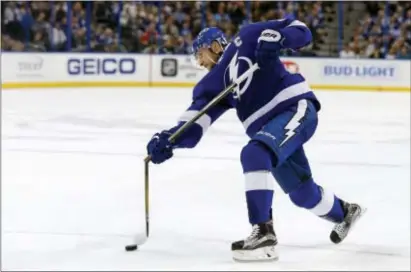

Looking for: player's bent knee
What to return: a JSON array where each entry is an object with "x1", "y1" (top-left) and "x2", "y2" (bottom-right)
[
  {"x1": 288, "y1": 180, "x2": 322, "y2": 209},
  {"x1": 240, "y1": 141, "x2": 273, "y2": 172}
]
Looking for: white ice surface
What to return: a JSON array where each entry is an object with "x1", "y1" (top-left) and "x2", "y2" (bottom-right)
[{"x1": 1, "y1": 88, "x2": 410, "y2": 270}]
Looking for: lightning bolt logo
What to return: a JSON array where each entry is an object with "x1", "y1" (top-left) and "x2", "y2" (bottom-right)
[
  {"x1": 228, "y1": 51, "x2": 240, "y2": 98},
  {"x1": 227, "y1": 51, "x2": 254, "y2": 100},
  {"x1": 279, "y1": 100, "x2": 308, "y2": 147}
]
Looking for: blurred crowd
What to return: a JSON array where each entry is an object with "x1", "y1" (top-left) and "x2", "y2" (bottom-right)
[
  {"x1": 2, "y1": 1, "x2": 410, "y2": 59},
  {"x1": 340, "y1": 2, "x2": 411, "y2": 59}
]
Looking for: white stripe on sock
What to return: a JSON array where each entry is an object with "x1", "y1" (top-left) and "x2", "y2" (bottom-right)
[
  {"x1": 309, "y1": 187, "x2": 335, "y2": 216},
  {"x1": 245, "y1": 171, "x2": 275, "y2": 191}
]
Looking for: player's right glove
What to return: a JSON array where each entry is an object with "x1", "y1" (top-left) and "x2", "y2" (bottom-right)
[
  {"x1": 146, "y1": 130, "x2": 174, "y2": 164},
  {"x1": 255, "y1": 29, "x2": 285, "y2": 69}
]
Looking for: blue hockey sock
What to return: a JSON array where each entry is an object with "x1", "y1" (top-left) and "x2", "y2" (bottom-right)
[
  {"x1": 289, "y1": 179, "x2": 345, "y2": 223},
  {"x1": 241, "y1": 141, "x2": 275, "y2": 225}
]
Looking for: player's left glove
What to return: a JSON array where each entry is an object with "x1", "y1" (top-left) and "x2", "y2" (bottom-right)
[
  {"x1": 255, "y1": 29, "x2": 285, "y2": 69},
  {"x1": 146, "y1": 130, "x2": 174, "y2": 164}
]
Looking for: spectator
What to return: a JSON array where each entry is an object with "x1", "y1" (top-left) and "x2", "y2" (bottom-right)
[
  {"x1": 397, "y1": 46, "x2": 411, "y2": 59},
  {"x1": 226, "y1": 1, "x2": 247, "y2": 29},
  {"x1": 385, "y1": 46, "x2": 397, "y2": 59},
  {"x1": 159, "y1": 35, "x2": 176, "y2": 54},
  {"x1": 160, "y1": 16, "x2": 179, "y2": 39},
  {"x1": 31, "y1": 11, "x2": 48, "y2": 33},
  {"x1": 353, "y1": 2, "x2": 411, "y2": 59},
  {"x1": 213, "y1": 2, "x2": 230, "y2": 24},
  {"x1": 284, "y1": 3, "x2": 296, "y2": 20},
  {"x1": 173, "y1": 2, "x2": 188, "y2": 25},
  {"x1": 50, "y1": 22, "x2": 66, "y2": 50},
  {"x1": 364, "y1": 36, "x2": 378, "y2": 57},
  {"x1": 140, "y1": 22, "x2": 158, "y2": 50},
  {"x1": 2, "y1": 0, "x2": 409, "y2": 59},
  {"x1": 339, "y1": 43, "x2": 356, "y2": 58}
]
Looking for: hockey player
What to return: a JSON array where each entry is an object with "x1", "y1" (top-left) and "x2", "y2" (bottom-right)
[{"x1": 146, "y1": 19, "x2": 365, "y2": 262}]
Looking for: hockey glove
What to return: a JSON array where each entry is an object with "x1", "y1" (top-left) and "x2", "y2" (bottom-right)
[
  {"x1": 255, "y1": 29, "x2": 285, "y2": 69},
  {"x1": 146, "y1": 130, "x2": 174, "y2": 164}
]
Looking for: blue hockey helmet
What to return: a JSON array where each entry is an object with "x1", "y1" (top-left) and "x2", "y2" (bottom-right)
[{"x1": 192, "y1": 27, "x2": 228, "y2": 61}]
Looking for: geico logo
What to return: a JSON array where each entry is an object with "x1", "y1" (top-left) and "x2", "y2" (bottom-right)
[{"x1": 67, "y1": 58, "x2": 136, "y2": 75}]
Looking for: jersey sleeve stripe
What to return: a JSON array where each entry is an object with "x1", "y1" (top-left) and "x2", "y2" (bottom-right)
[{"x1": 178, "y1": 110, "x2": 212, "y2": 133}]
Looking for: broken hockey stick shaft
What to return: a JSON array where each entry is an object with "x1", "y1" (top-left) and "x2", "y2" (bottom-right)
[{"x1": 140, "y1": 63, "x2": 259, "y2": 243}]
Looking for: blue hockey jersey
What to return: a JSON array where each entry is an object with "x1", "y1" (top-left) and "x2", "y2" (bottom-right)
[{"x1": 171, "y1": 18, "x2": 321, "y2": 148}]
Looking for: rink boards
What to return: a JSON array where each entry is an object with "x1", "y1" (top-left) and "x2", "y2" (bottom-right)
[{"x1": 1, "y1": 53, "x2": 410, "y2": 92}]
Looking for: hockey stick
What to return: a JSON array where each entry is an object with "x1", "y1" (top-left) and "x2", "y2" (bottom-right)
[{"x1": 126, "y1": 63, "x2": 259, "y2": 250}]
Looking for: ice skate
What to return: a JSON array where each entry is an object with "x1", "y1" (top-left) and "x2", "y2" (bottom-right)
[
  {"x1": 330, "y1": 201, "x2": 366, "y2": 244},
  {"x1": 232, "y1": 221, "x2": 278, "y2": 262}
]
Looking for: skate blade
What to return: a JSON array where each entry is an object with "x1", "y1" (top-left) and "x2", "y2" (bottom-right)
[
  {"x1": 232, "y1": 246, "x2": 279, "y2": 262},
  {"x1": 347, "y1": 206, "x2": 367, "y2": 238},
  {"x1": 352, "y1": 205, "x2": 368, "y2": 228},
  {"x1": 331, "y1": 205, "x2": 368, "y2": 244}
]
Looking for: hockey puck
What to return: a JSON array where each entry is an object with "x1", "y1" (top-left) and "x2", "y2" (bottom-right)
[{"x1": 125, "y1": 244, "x2": 138, "y2": 251}]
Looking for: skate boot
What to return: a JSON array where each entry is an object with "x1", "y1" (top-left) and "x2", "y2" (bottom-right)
[
  {"x1": 231, "y1": 221, "x2": 278, "y2": 262},
  {"x1": 330, "y1": 201, "x2": 366, "y2": 244}
]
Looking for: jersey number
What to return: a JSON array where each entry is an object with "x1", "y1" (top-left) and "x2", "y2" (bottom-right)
[{"x1": 234, "y1": 37, "x2": 242, "y2": 47}]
